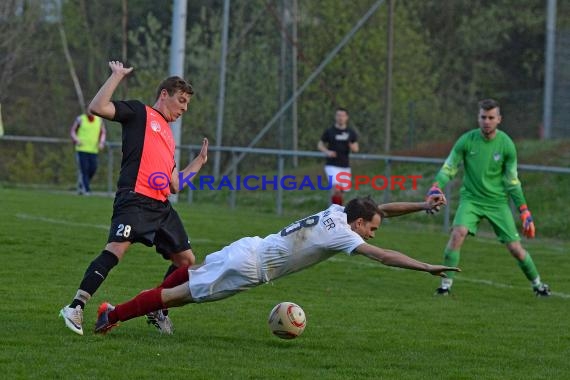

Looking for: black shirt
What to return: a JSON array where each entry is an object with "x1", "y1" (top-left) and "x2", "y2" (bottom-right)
[
  {"x1": 112, "y1": 100, "x2": 176, "y2": 201},
  {"x1": 320, "y1": 126, "x2": 358, "y2": 167}
]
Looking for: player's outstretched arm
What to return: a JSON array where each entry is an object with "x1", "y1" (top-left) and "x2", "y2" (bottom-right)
[
  {"x1": 354, "y1": 243, "x2": 460, "y2": 277},
  {"x1": 377, "y1": 194, "x2": 446, "y2": 218},
  {"x1": 89, "y1": 61, "x2": 134, "y2": 120},
  {"x1": 170, "y1": 138, "x2": 208, "y2": 193}
]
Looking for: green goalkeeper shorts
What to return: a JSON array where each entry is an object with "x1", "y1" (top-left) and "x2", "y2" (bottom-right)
[{"x1": 452, "y1": 199, "x2": 520, "y2": 243}]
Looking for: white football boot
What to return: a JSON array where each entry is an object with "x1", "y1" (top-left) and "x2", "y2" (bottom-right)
[
  {"x1": 60, "y1": 305, "x2": 84, "y2": 335},
  {"x1": 146, "y1": 310, "x2": 174, "y2": 335}
]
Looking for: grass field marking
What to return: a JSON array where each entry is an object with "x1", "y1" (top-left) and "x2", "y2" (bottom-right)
[
  {"x1": 15, "y1": 212, "x2": 217, "y2": 244},
  {"x1": 15, "y1": 212, "x2": 569, "y2": 298},
  {"x1": 16, "y1": 213, "x2": 109, "y2": 230},
  {"x1": 329, "y1": 256, "x2": 570, "y2": 299}
]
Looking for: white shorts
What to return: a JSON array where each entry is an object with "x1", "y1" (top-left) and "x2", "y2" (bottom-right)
[
  {"x1": 324, "y1": 165, "x2": 351, "y2": 189},
  {"x1": 188, "y1": 236, "x2": 265, "y2": 302}
]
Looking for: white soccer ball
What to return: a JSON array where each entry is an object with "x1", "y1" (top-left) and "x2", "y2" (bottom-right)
[{"x1": 268, "y1": 301, "x2": 306, "y2": 339}]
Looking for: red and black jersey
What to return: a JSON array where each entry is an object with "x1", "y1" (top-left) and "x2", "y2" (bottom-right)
[{"x1": 112, "y1": 100, "x2": 175, "y2": 201}]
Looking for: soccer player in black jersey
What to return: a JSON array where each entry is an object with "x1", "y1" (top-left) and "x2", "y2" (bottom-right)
[{"x1": 60, "y1": 61, "x2": 208, "y2": 335}]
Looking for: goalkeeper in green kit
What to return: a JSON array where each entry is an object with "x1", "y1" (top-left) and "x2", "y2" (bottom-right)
[{"x1": 428, "y1": 99, "x2": 550, "y2": 297}]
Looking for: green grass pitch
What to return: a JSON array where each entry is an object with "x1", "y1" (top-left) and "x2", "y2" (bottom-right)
[{"x1": 1, "y1": 188, "x2": 569, "y2": 379}]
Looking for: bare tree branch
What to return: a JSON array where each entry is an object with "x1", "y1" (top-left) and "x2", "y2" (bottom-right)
[{"x1": 58, "y1": 21, "x2": 85, "y2": 111}]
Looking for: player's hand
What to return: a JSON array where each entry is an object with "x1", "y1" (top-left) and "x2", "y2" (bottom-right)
[
  {"x1": 326, "y1": 150, "x2": 337, "y2": 158},
  {"x1": 108, "y1": 61, "x2": 134, "y2": 77},
  {"x1": 426, "y1": 193, "x2": 447, "y2": 211},
  {"x1": 425, "y1": 183, "x2": 444, "y2": 214},
  {"x1": 98, "y1": 142, "x2": 105, "y2": 150},
  {"x1": 519, "y1": 205, "x2": 535, "y2": 238},
  {"x1": 199, "y1": 138, "x2": 208, "y2": 164},
  {"x1": 427, "y1": 265, "x2": 461, "y2": 277}
]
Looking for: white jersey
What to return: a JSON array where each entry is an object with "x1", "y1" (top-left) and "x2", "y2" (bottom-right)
[
  {"x1": 259, "y1": 204, "x2": 365, "y2": 281},
  {"x1": 188, "y1": 204, "x2": 365, "y2": 302}
]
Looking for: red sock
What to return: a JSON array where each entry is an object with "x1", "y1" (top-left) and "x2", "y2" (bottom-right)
[
  {"x1": 108, "y1": 288, "x2": 165, "y2": 323},
  {"x1": 160, "y1": 265, "x2": 190, "y2": 288},
  {"x1": 331, "y1": 194, "x2": 343, "y2": 205}
]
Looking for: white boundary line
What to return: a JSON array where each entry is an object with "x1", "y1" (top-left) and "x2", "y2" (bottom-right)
[
  {"x1": 16, "y1": 213, "x2": 569, "y2": 299},
  {"x1": 329, "y1": 256, "x2": 570, "y2": 299},
  {"x1": 15, "y1": 213, "x2": 216, "y2": 244},
  {"x1": 16, "y1": 213, "x2": 108, "y2": 230}
]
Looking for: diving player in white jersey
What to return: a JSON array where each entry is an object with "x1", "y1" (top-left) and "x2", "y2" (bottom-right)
[{"x1": 95, "y1": 195, "x2": 459, "y2": 334}]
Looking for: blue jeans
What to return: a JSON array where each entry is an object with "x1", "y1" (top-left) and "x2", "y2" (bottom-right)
[{"x1": 76, "y1": 152, "x2": 98, "y2": 193}]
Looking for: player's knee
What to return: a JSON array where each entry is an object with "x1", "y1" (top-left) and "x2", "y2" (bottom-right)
[
  {"x1": 449, "y1": 227, "x2": 468, "y2": 247},
  {"x1": 105, "y1": 241, "x2": 130, "y2": 259},
  {"x1": 171, "y1": 250, "x2": 195, "y2": 266},
  {"x1": 452, "y1": 227, "x2": 468, "y2": 238}
]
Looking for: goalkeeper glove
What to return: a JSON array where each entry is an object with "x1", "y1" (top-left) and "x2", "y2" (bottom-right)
[
  {"x1": 519, "y1": 205, "x2": 535, "y2": 238},
  {"x1": 426, "y1": 183, "x2": 444, "y2": 214}
]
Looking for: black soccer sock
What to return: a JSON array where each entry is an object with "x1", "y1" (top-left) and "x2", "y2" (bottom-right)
[
  {"x1": 161, "y1": 264, "x2": 178, "y2": 316},
  {"x1": 69, "y1": 300, "x2": 85, "y2": 309},
  {"x1": 69, "y1": 291, "x2": 89, "y2": 309},
  {"x1": 71, "y1": 250, "x2": 119, "y2": 306}
]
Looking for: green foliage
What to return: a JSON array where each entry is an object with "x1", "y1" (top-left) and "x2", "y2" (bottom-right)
[
  {"x1": 402, "y1": 0, "x2": 547, "y2": 139},
  {"x1": 0, "y1": 1, "x2": 45, "y2": 103},
  {"x1": 127, "y1": 12, "x2": 172, "y2": 103},
  {"x1": 6, "y1": 143, "x2": 37, "y2": 183},
  {"x1": 1, "y1": 0, "x2": 568, "y2": 189},
  {"x1": 60, "y1": 0, "x2": 127, "y2": 96},
  {"x1": 2, "y1": 0, "x2": 560, "y2": 147},
  {"x1": 297, "y1": 1, "x2": 438, "y2": 151},
  {"x1": 182, "y1": 0, "x2": 286, "y2": 150},
  {"x1": 6, "y1": 142, "x2": 81, "y2": 187}
]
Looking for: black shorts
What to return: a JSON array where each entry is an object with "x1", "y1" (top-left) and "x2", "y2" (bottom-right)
[{"x1": 107, "y1": 191, "x2": 191, "y2": 259}]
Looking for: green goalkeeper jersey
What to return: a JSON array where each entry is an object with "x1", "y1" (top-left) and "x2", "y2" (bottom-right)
[{"x1": 434, "y1": 129, "x2": 527, "y2": 207}]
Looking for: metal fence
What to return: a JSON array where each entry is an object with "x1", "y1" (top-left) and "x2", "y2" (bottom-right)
[{"x1": 2, "y1": 135, "x2": 569, "y2": 233}]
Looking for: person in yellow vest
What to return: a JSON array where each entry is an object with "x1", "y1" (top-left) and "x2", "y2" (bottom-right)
[{"x1": 70, "y1": 112, "x2": 106, "y2": 195}]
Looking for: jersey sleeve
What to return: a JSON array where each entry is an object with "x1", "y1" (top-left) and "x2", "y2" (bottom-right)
[
  {"x1": 434, "y1": 133, "x2": 467, "y2": 188},
  {"x1": 503, "y1": 137, "x2": 527, "y2": 208},
  {"x1": 112, "y1": 100, "x2": 140, "y2": 123},
  {"x1": 349, "y1": 129, "x2": 358, "y2": 142},
  {"x1": 323, "y1": 210, "x2": 365, "y2": 255}
]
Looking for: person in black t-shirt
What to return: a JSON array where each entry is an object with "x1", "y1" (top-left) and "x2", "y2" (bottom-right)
[{"x1": 317, "y1": 107, "x2": 359, "y2": 205}]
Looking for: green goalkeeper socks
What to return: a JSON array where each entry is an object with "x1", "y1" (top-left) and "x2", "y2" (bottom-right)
[
  {"x1": 443, "y1": 248, "x2": 461, "y2": 280},
  {"x1": 517, "y1": 251, "x2": 540, "y2": 283}
]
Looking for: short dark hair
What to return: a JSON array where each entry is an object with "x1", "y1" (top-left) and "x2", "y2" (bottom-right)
[
  {"x1": 344, "y1": 196, "x2": 379, "y2": 223},
  {"x1": 336, "y1": 107, "x2": 349, "y2": 115},
  {"x1": 155, "y1": 76, "x2": 194, "y2": 101},
  {"x1": 478, "y1": 98, "x2": 500, "y2": 113}
]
